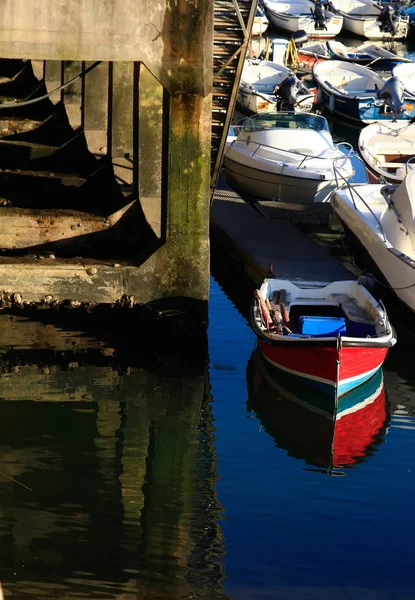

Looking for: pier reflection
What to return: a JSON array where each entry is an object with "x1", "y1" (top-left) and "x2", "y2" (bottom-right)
[
  {"x1": 246, "y1": 348, "x2": 389, "y2": 473},
  {"x1": 0, "y1": 315, "x2": 226, "y2": 600}
]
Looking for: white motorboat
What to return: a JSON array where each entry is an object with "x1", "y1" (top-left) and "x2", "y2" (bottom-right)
[
  {"x1": 327, "y1": 40, "x2": 411, "y2": 65},
  {"x1": 331, "y1": 170, "x2": 415, "y2": 314},
  {"x1": 328, "y1": 0, "x2": 409, "y2": 39},
  {"x1": 358, "y1": 120, "x2": 415, "y2": 183},
  {"x1": 224, "y1": 112, "x2": 354, "y2": 203},
  {"x1": 393, "y1": 62, "x2": 415, "y2": 96},
  {"x1": 262, "y1": 0, "x2": 343, "y2": 38},
  {"x1": 313, "y1": 60, "x2": 415, "y2": 123},
  {"x1": 252, "y1": 6, "x2": 269, "y2": 36},
  {"x1": 237, "y1": 59, "x2": 315, "y2": 114}
]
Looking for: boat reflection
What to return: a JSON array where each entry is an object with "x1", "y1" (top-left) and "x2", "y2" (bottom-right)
[{"x1": 246, "y1": 347, "x2": 389, "y2": 472}]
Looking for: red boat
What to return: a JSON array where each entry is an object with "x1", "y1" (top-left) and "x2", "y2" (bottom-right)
[
  {"x1": 247, "y1": 349, "x2": 388, "y2": 470},
  {"x1": 250, "y1": 278, "x2": 396, "y2": 402}
]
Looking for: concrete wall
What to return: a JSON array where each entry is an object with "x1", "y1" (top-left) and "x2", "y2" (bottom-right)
[{"x1": 0, "y1": 0, "x2": 213, "y2": 95}]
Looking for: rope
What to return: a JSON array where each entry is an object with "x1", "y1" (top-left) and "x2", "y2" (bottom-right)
[
  {"x1": 332, "y1": 203, "x2": 415, "y2": 291},
  {"x1": 0, "y1": 60, "x2": 102, "y2": 110}
]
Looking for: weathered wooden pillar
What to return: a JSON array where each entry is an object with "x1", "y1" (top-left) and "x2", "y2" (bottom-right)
[
  {"x1": 110, "y1": 61, "x2": 135, "y2": 191},
  {"x1": 44, "y1": 60, "x2": 62, "y2": 105},
  {"x1": 139, "y1": 0, "x2": 213, "y2": 310},
  {"x1": 83, "y1": 61, "x2": 110, "y2": 156}
]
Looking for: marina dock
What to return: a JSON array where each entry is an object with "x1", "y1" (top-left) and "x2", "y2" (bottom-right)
[{"x1": 211, "y1": 174, "x2": 352, "y2": 287}]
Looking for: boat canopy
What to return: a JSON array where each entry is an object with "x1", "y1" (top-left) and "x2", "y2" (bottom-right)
[{"x1": 241, "y1": 112, "x2": 330, "y2": 132}]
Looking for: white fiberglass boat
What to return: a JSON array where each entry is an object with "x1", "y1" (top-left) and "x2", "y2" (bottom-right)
[
  {"x1": 224, "y1": 112, "x2": 354, "y2": 203},
  {"x1": 331, "y1": 170, "x2": 415, "y2": 314},
  {"x1": 327, "y1": 40, "x2": 411, "y2": 65},
  {"x1": 392, "y1": 62, "x2": 415, "y2": 96},
  {"x1": 252, "y1": 6, "x2": 269, "y2": 36},
  {"x1": 358, "y1": 120, "x2": 415, "y2": 183},
  {"x1": 262, "y1": 0, "x2": 343, "y2": 38},
  {"x1": 328, "y1": 0, "x2": 409, "y2": 39},
  {"x1": 313, "y1": 60, "x2": 415, "y2": 123},
  {"x1": 237, "y1": 59, "x2": 314, "y2": 114}
]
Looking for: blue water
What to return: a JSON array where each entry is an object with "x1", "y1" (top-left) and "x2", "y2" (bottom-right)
[{"x1": 208, "y1": 276, "x2": 415, "y2": 600}]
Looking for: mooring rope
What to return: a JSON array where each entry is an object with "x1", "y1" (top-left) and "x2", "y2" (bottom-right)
[{"x1": 0, "y1": 60, "x2": 102, "y2": 109}]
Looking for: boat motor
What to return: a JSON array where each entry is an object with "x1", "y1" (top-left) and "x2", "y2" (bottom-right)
[
  {"x1": 275, "y1": 73, "x2": 310, "y2": 110},
  {"x1": 311, "y1": 0, "x2": 328, "y2": 30},
  {"x1": 378, "y1": 4, "x2": 399, "y2": 35},
  {"x1": 377, "y1": 75, "x2": 405, "y2": 120}
]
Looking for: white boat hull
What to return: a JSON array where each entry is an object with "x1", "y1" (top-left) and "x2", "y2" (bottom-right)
[
  {"x1": 342, "y1": 14, "x2": 409, "y2": 39},
  {"x1": 252, "y1": 17, "x2": 269, "y2": 36},
  {"x1": 332, "y1": 187, "x2": 415, "y2": 313},
  {"x1": 224, "y1": 155, "x2": 338, "y2": 203},
  {"x1": 265, "y1": 8, "x2": 343, "y2": 37}
]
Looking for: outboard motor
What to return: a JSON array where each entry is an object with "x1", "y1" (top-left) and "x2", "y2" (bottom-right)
[
  {"x1": 311, "y1": 0, "x2": 328, "y2": 30},
  {"x1": 275, "y1": 73, "x2": 310, "y2": 111},
  {"x1": 378, "y1": 4, "x2": 399, "y2": 35},
  {"x1": 378, "y1": 75, "x2": 405, "y2": 120}
]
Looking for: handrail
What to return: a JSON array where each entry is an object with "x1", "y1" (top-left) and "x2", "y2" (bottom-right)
[
  {"x1": 230, "y1": 138, "x2": 348, "y2": 165},
  {"x1": 405, "y1": 155, "x2": 415, "y2": 175},
  {"x1": 333, "y1": 156, "x2": 388, "y2": 243}
]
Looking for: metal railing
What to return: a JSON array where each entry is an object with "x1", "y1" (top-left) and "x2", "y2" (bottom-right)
[
  {"x1": 333, "y1": 155, "x2": 388, "y2": 242},
  {"x1": 227, "y1": 137, "x2": 352, "y2": 173}
]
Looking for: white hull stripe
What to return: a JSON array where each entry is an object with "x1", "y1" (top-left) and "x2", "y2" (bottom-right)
[
  {"x1": 338, "y1": 375, "x2": 384, "y2": 419},
  {"x1": 263, "y1": 354, "x2": 383, "y2": 389},
  {"x1": 340, "y1": 365, "x2": 383, "y2": 388},
  {"x1": 262, "y1": 354, "x2": 336, "y2": 387}
]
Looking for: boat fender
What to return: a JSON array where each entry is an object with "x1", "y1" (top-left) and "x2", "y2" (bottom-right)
[
  {"x1": 328, "y1": 92, "x2": 335, "y2": 113},
  {"x1": 254, "y1": 289, "x2": 274, "y2": 330},
  {"x1": 316, "y1": 86, "x2": 323, "y2": 104}
]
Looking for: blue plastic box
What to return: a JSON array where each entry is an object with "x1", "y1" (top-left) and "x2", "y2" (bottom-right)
[{"x1": 298, "y1": 316, "x2": 346, "y2": 337}]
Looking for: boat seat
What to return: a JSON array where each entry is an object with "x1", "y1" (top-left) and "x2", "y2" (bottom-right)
[{"x1": 331, "y1": 293, "x2": 374, "y2": 323}]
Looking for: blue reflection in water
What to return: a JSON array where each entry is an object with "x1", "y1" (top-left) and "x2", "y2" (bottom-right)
[{"x1": 208, "y1": 276, "x2": 415, "y2": 599}]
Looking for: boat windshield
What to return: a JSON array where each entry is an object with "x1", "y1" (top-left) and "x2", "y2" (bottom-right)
[{"x1": 242, "y1": 113, "x2": 329, "y2": 132}]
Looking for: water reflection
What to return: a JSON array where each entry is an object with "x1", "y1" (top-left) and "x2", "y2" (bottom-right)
[
  {"x1": 246, "y1": 347, "x2": 388, "y2": 473},
  {"x1": 0, "y1": 315, "x2": 226, "y2": 600}
]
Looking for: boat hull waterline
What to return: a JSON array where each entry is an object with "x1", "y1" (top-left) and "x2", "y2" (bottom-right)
[{"x1": 259, "y1": 341, "x2": 388, "y2": 399}]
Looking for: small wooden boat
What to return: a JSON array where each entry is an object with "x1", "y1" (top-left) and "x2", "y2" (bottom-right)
[
  {"x1": 313, "y1": 60, "x2": 415, "y2": 123},
  {"x1": 328, "y1": 0, "x2": 409, "y2": 39},
  {"x1": 237, "y1": 59, "x2": 315, "y2": 114},
  {"x1": 250, "y1": 277, "x2": 396, "y2": 400},
  {"x1": 262, "y1": 0, "x2": 343, "y2": 38},
  {"x1": 331, "y1": 170, "x2": 415, "y2": 315},
  {"x1": 224, "y1": 112, "x2": 354, "y2": 202},
  {"x1": 252, "y1": 6, "x2": 269, "y2": 36},
  {"x1": 358, "y1": 120, "x2": 415, "y2": 183},
  {"x1": 248, "y1": 349, "x2": 387, "y2": 470}
]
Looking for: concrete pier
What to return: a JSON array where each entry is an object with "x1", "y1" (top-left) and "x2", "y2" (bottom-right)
[{"x1": 0, "y1": 0, "x2": 251, "y2": 322}]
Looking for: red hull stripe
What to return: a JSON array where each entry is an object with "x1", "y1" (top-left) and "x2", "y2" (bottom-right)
[
  {"x1": 259, "y1": 342, "x2": 339, "y2": 383},
  {"x1": 259, "y1": 341, "x2": 388, "y2": 386},
  {"x1": 339, "y1": 347, "x2": 388, "y2": 381}
]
